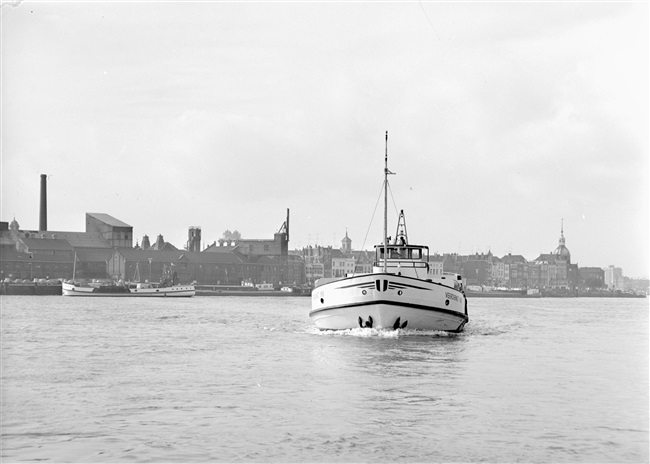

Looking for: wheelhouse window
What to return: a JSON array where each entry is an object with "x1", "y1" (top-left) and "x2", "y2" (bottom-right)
[{"x1": 378, "y1": 246, "x2": 426, "y2": 260}]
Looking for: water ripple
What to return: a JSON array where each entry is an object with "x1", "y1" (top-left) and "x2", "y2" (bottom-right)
[{"x1": 1, "y1": 296, "x2": 647, "y2": 463}]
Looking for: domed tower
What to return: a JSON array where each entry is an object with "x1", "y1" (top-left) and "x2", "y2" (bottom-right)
[{"x1": 553, "y1": 219, "x2": 571, "y2": 263}]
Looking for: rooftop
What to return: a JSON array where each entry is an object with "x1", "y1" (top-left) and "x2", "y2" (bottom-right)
[{"x1": 87, "y1": 213, "x2": 132, "y2": 228}]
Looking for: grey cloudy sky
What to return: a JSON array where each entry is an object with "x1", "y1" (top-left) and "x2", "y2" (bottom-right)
[{"x1": 2, "y1": 1, "x2": 648, "y2": 277}]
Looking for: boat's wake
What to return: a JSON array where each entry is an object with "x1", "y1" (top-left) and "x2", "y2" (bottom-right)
[{"x1": 305, "y1": 326, "x2": 459, "y2": 338}]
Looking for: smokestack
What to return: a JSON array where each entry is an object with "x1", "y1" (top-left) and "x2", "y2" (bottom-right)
[{"x1": 39, "y1": 174, "x2": 47, "y2": 231}]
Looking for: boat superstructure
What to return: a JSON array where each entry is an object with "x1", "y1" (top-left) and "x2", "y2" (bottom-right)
[
  {"x1": 62, "y1": 280, "x2": 195, "y2": 297},
  {"x1": 309, "y1": 132, "x2": 468, "y2": 331}
]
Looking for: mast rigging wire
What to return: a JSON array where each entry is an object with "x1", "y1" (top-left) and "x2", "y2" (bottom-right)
[
  {"x1": 360, "y1": 180, "x2": 386, "y2": 252},
  {"x1": 360, "y1": 178, "x2": 401, "y2": 251}
]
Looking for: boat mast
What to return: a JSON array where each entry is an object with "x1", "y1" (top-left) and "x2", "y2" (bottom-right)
[{"x1": 383, "y1": 131, "x2": 389, "y2": 273}]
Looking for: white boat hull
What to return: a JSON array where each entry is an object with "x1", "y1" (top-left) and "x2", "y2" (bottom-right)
[
  {"x1": 310, "y1": 273, "x2": 468, "y2": 332},
  {"x1": 62, "y1": 282, "x2": 195, "y2": 297}
]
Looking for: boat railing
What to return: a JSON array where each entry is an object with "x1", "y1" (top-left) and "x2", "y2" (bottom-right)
[
  {"x1": 432, "y1": 273, "x2": 464, "y2": 291},
  {"x1": 373, "y1": 260, "x2": 428, "y2": 269}
]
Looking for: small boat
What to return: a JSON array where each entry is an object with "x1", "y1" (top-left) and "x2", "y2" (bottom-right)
[
  {"x1": 62, "y1": 280, "x2": 195, "y2": 297},
  {"x1": 62, "y1": 256, "x2": 195, "y2": 297},
  {"x1": 309, "y1": 132, "x2": 469, "y2": 332}
]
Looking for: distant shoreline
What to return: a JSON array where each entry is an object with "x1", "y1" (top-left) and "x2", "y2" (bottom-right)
[
  {"x1": 466, "y1": 290, "x2": 646, "y2": 299},
  {"x1": 1, "y1": 283, "x2": 645, "y2": 298}
]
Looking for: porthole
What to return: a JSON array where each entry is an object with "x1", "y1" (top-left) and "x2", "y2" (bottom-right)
[
  {"x1": 398, "y1": 290, "x2": 403, "y2": 296},
  {"x1": 362, "y1": 290, "x2": 367, "y2": 295},
  {"x1": 320, "y1": 298, "x2": 324, "y2": 304},
  {"x1": 445, "y1": 299, "x2": 450, "y2": 306}
]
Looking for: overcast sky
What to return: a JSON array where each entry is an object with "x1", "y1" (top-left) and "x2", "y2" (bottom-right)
[{"x1": 2, "y1": 1, "x2": 648, "y2": 277}]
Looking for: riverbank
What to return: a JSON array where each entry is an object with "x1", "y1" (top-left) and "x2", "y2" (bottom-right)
[
  {"x1": 2, "y1": 283, "x2": 644, "y2": 298},
  {"x1": 194, "y1": 284, "x2": 310, "y2": 297},
  {"x1": 1, "y1": 282, "x2": 62, "y2": 296},
  {"x1": 466, "y1": 289, "x2": 646, "y2": 298}
]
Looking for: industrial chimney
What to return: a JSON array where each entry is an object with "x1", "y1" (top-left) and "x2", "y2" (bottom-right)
[
  {"x1": 39, "y1": 174, "x2": 47, "y2": 231},
  {"x1": 286, "y1": 208, "x2": 290, "y2": 242}
]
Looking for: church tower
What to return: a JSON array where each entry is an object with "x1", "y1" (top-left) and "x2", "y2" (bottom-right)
[
  {"x1": 341, "y1": 230, "x2": 352, "y2": 253},
  {"x1": 187, "y1": 227, "x2": 201, "y2": 252}
]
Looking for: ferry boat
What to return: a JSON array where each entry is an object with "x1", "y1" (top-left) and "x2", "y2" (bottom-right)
[
  {"x1": 62, "y1": 280, "x2": 195, "y2": 297},
  {"x1": 309, "y1": 133, "x2": 469, "y2": 332}
]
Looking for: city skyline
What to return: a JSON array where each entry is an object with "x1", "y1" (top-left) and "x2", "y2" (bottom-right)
[
  {"x1": 4, "y1": 203, "x2": 639, "y2": 281},
  {"x1": 2, "y1": 2, "x2": 648, "y2": 277}
]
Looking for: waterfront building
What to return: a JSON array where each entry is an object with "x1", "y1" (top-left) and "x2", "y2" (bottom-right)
[
  {"x1": 532, "y1": 254, "x2": 568, "y2": 289},
  {"x1": 428, "y1": 254, "x2": 444, "y2": 276},
  {"x1": 353, "y1": 250, "x2": 373, "y2": 274},
  {"x1": 284, "y1": 254, "x2": 307, "y2": 287},
  {"x1": 528, "y1": 262, "x2": 541, "y2": 288},
  {"x1": 300, "y1": 232, "x2": 376, "y2": 284},
  {"x1": 502, "y1": 254, "x2": 529, "y2": 288},
  {"x1": 0, "y1": 219, "x2": 74, "y2": 280},
  {"x1": 149, "y1": 234, "x2": 178, "y2": 251},
  {"x1": 74, "y1": 248, "x2": 115, "y2": 280},
  {"x1": 301, "y1": 245, "x2": 340, "y2": 280},
  {"x1": 490, "y1": 256, "x2": 506, "y2": 286},
  {"x1": 302, "y1": 246, "x2": 325, "y2": 285},
  {"x1": 461, "y1": 252, "x2": 494, "y2": 286},
  {"x1": 331, "y1": 252, "x2": 355, "y2": 278},
  {"x1": 1, "y1": 214, "x2": 119, "y2": 281},
  {"x1": 1, "y1": 210, "x2": 303, "y2": 287},
  {"x1": 531, "y1": 221, "x2": 572, "y2": 289},
  {"x1": 108, "y1": 248, "x2": 193, "y2": 282},
  {"x1": 603, "y1": 265, "x2": 624, "y2": 290},
  {"x1": 441, "y1": 253, "x2": 461, "y2": 275},
  {"x1": 568, "y1": 263, "x2": 580, "y2": 290},
  {"x1": 622, "y1": 276, "x2": 649, "y2": 294},
  {"x1": 579, "y1": 267, "x2": 606, "y2": 289},
  {"x1": 86, "y1": 213, "x2": 133, "y2": 248}
]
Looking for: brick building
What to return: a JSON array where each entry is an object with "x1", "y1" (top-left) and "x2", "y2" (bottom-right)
[{"x1": 1, "y1": 210, "x2": 304, "y2": 287}]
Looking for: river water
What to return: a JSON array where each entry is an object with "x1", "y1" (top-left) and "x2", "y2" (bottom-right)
[{"x1": 1, "y1": 296, "x2": 648, "y2": 463}]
